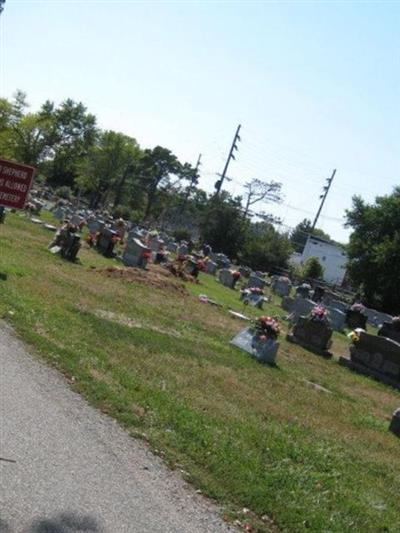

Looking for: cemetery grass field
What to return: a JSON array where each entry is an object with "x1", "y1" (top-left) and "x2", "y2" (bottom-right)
[{"x1": 1, "y1": 214, "x2": 399, "y2": 533}]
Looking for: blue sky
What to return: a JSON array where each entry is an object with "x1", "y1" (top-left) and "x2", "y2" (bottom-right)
[{"x1": 1, "y1": 0, "x2": 399, "y2": 242}]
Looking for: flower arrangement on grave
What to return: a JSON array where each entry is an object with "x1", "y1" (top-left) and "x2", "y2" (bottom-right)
[
  {"x1": 392, "y1": 316, "x2": 400, "y2": 331},
  {"x1": 309, "y1": 305, "x2": 329, "y2": 323},
  {"x1": 253, "y1": 316, "x2": 280, "y2": 341},
  {"x1": 197, "y1": 259, "x2": 206, "y2": 271},
  {"x1": 350, "y1": 303, "x2": 366, "y2": 314},
  {"x1": 231, "y1": 271, "x2": 241, "y2": 281},
  {"x1": 249, "y1": 286, "x2": 264, "y2": 295},
  {"x1": 347, "y1": 327, "x2": 365, "y2": 344},
  {"x1": 142, "y1": 250, "x2": 152, "y2": 260}
]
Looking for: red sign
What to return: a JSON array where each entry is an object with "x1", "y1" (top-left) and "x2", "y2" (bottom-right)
[{"x1": 0, "y1": 158, "x2": 35, "y2": 210}]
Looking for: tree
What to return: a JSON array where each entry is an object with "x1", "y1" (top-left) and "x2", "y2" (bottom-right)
[
  {"x1": 302, "y1": 256, "x2": 324, "y2": 280},
  {"x1": 240, "y1": 222, "x2": 292, "y2": 272},
  {"x1": 0, "y1": 93, "x2": 55, "y2": 166},
  {"x1": 242, "y1": 178, "x2": 282, "y2": 217},
  {"x1": 77, "y1": 130, "x2": 140, "y2": 209},
  {"x1": 290, "y1": 218, "x2": 332, "y2": 253},
  {"x1": 43, "y1": 99, "x2": 97, "y2": 187},
  {"x1": 345, "y1": 188, "x2": 400, "y2": 313},
  {"x1": 200, "y1": 194, "x2": 248, "y2": 259},
  {"x1": 136, "y1": 146, "x2": 182, "y2": 220}
]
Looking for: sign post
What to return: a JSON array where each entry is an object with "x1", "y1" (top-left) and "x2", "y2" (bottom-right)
[{"x1": 0, "y1": 158, "x2": 36, "y2": 210}]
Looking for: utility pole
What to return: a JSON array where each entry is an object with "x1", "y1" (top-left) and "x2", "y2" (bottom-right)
[
  {"x1": 311, "y1": 169, "x2": 336, "y2": 231},
  {"x1": 214, "y1": 124, "x2": 241, "y2": 197}
]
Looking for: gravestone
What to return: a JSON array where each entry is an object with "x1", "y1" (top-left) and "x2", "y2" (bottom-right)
[
  {"x1": 177, "y1": 243, "x2": 189, "y2": 257},
  {"x1": 296, "y1": 284, "x2": 311, "y2": 299},
  {"x1": 50, "y1": 229, "x2": 81, "y2": 261},
  {"x1": 346, "y1": 309, "x2": 367, "y2": 330},
  {"x1": 379, "y1": 321, "x2": 400, "y2": 344},
  {"x1": 289, "y1": 298, "x2": 317, "y2": 322},
  {"x1": 239, "y1": 266, "x2": 251, "y2": 278},
  {"x1": 87, "y1": 218, "x2": 104, "y2": 234},
  {"x1": 96, "y1": 228, "x2": 118, "y2": 257},
  {"x1": 61, "y1": 233, "x2": 81, "y2": 261},
  {"x1": 128, "y1": 229, "x2": 144, "y2": 242},
  {"x1": 339, "y1": 332, "x2": 400, "y2": 389},
  {"x1": 218, "y1": 269, "x2": 234, "y2": 289},
  {"x1": 240, "y1": 291, "x2": 264, "y2": 309},
  {"x1": 167, "y1": 241, "x2": 178, "y2": 253},
  {"x1": 364, "y1": 307, "x2": 393, "y2": 327},
  {"x1": 271, "y1": 276, "x2": 292, "y2": 297},
  {"x1": 326, "y1": 306, "x2": 346, "y2": 331},
  {"x1": 216, "y1": 253, "x2": 231, "y2": 269},
  {"x1": 150, "y1": 238, "x2": 164, "y2": 253},
  {"x1": 329, "y1": 299, "x2": 348, "y2": 313},
  {"x1": 281, "y1": 296, "x2": 295, "y2": 312},
  {"x1": 70, "y1": 214, "x2": 84, "y2": 227},
  {"x1": 230, "y1": 328, "x2": 279, "y2": 365},
  {"x1": 53, "y1": 207, "x2": 66, "y2": 221},
  {"x1": 312, "y1": 286, "x2": 325, "y2": 303},
  {"x1": 247, "y1": 275, "x2": 266, "y2": 290},
  {"x1": 389, "y1": 408, "x2": 400, "y2": 437},
  {"x1": 287, "y1": 317, "x2": 333, "y2": 357},
  {"x1": 122, "y1": 238, "x2": 151, "y2": 268},
  {"x1": 206, "y1": 260, "x2": 218, "y2": 275}
]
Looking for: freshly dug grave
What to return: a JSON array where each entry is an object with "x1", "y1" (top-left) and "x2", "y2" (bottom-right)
[{"x1": 95, "y1": 264, "x2": 189, "y2": 296}]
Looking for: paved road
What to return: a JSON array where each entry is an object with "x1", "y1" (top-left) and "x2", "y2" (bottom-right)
[{"x1": 0, "y1": 323, "x2": 234, "y2": 533}]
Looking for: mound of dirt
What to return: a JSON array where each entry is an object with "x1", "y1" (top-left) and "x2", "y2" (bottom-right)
[{"x1": 96, "y1": 264, "x2": 189, "y2": 296}]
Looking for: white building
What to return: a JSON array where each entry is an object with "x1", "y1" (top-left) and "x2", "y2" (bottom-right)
[{"x1": 290, "y1": 236, "x2": 347, "y2": 285}]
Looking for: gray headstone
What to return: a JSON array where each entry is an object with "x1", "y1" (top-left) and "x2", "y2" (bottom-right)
[
  {"x1": 329, "y1": 299, "x2": 348, "y2": 313},
  {"x1": 281, "y1": 296, "x2": 295, "y2": 312},
  {"x1": 166, "y1": 241, "x2": 178, "y2": 253},
  {"x1": 150, "y1": 238, "x2": 164, "y2": 252},
  {"x1": 272, "y1": 276, "x2": 292, "y2": 297},
  {"x1": 326, "y1": 307, "x2": 346, "y2": 331},
  {"x1": 177, "y1": 244, "x2": 188, "y2": 256},
  {"x1": 206, "y1": 260, "x2": 218, "y2": 275},
  {"x1": 231, "y1": 327, "x2": 279, "y2": 364},
  {"x1": 247, "y1": 275, "x2": 266, "y2": 290},
  {"x1": 364, "y1": 308, "x2": 393, "y2": 327},
  {"x1": 123, "y1": 238, "x2": 151, "y2": 268},
  {"x1": 219, "y1": 268, "x2": 234, "y2": 289},
  {"x1": 53, "y1": 207, "x2": 66, "y2": 221},
  {"x1": 348, "y1": 332, "x2": 400, "y2": 386},
  {"x1": 87, "y1": 219, "x2": 104, "y2": 234},
  {"x1": 290, "y1": 297, "x2": 317, "y2": 322}
]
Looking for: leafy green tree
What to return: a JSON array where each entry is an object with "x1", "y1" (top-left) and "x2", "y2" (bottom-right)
[
  {"x1": 345, "y1": 188, "x2": 400, "y2": 313},
  {"x1": 43, "y1": 99, "x2": 97, "y2": 187},
  {"x1": 77, "y1": 130, "x2": 140, "y2": 209},
  {"x1": 200, "y1": 194, "x2": 249, "y2": 259},
  {"x1": 240, "y1": 222, "x2": 292, "y2": 272},
  {"x1": 0, "y1": 93, "x2": 54, "y2": 166},
  {"x1": 136, "y1": 146, "x2": 182, "y2": 220},
  {"x1": 290, "y1": 218, "x2": 332, "y2": 253},
  {"x1": 302, "y1": 256, "x2": 324, "y2": 280}
]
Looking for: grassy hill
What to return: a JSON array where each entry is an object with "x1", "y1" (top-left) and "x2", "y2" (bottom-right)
[{"x1": 1, "y1": 212, "x2": 399, "y2": 532}]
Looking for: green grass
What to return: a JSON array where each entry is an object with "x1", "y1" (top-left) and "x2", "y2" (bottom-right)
[{"x1": 1, "y1": 212, "x2": 399, "y2": 532}]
